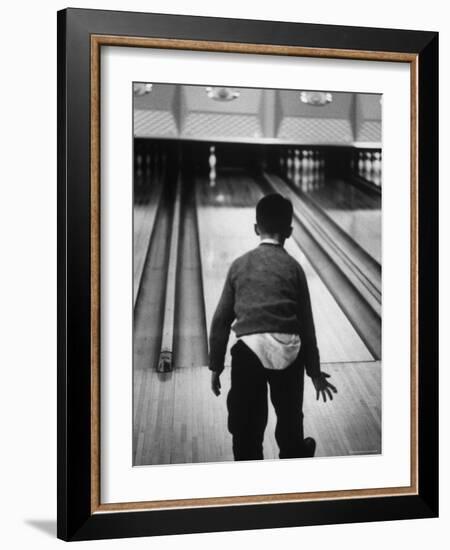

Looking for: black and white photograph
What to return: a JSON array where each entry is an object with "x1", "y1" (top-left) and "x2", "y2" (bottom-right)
[
  {"x1": 0, "y1": 0, "x2": 443, "y2": 545},
  {"x1": 132, "y1": 83, "x2": 382, "y2": 466}
]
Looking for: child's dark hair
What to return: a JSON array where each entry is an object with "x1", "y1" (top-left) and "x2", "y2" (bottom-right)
[{"x1": 256, "y1": 193, "x2": 293, "y2": 235}]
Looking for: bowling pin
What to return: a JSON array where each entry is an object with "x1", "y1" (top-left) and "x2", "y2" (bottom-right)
[
  {"x1": 373, "y1": 151, "x2": 382, "y2": 175},
  {"x1": 314, "y1": 151, "x2": 320, "y2": 172},
  {"x1": 136, "y1": 154, "x2": 143, "y2": 179},
  {"x1": 302, "y1": 149, "x2": 309, "y2": 173},
  {"x1": 209, "y1": 145, "x2": 217, "y2": 187},
  {"x1": 364, "y1": 151, "x2": 373, "y2": 180},
  {"x1": 315, "y1": 167, "x2": 321, "y2": 189},
  {"x1": 308, "y1": 150, "x2": 314, "y2": 171},
  {"x1": 286, "y1": 149, "x2": 293, "y2": 181},
  {"x1": 305, "y1": 150, "x2": 310, "y2": 171},
  {"x1": 293, "y1": 149, "x2": 301, "y2": 186},
  {"x1": 372, "y1": 151, "x2": 382, "y2": 187},
  {"x1": 358, "y1": 151, "x2": 364, "y2": 175},
  {"x1": 301, "y1": 172, "x2": 308, "y2": 193}
]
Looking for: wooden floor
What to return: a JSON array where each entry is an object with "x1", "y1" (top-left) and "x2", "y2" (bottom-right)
[
  {"x1": 133, "y1": 179, "x2": 163, "y2": 307},
  {"x1": 133, "y1": 194, "x2": 172, "y2": 379},
  {"x1": 301, "y1": 178, "x2": 381, "y2": 263},
  {"x1": 133, "y1": 361, "x2": 381, "y2": 466},
  {"x1": 307, "y1": 178, "x2": 381, "y2": 211},
  {"x1": 196, "y1": 170, "x2": 263, "y2": 207}
]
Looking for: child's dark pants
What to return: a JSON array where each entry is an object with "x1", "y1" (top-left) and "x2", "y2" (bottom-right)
[{"x1": 227, "y1": 339, "x2": 305, "y2": 461}]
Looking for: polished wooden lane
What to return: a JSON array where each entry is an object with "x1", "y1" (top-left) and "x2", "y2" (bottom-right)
[
  {"x1": 134, "y1": 171, "x2": 379, "y2": 466},
  {"x1": 196, "y1": 169, "x2": 263, "y2": 207},
  {"x1": 133, "y1": 179, "x2": 163, "y2": 307},
  {"x1": 306, "y1": 178, "x2": 380, "y2": 211},
  {"x1": 173, "y1": 181, "x2": 209, "y2": 368},
  {"x1": 195, "y1": 174, "x2": 263, "y2": 367},
  {"x1": 133, "y1": 361, "x2": 381, "y2": 465},
  {"x1": 296, "y1": 177, "x2": 381, "y2": 263},
  {"x1": 133, "y1": 196, "x2": 173, "y2": 458},
  {"x1": 326, "y1": 208, "x2": 381, "y2": 264}
]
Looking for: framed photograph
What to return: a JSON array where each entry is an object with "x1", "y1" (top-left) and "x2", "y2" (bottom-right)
[{"x1": 57, "y1": 8, "x2": 438, "y2": 541}]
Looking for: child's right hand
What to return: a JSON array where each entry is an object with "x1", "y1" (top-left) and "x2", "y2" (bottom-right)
[
  {"x1": 312, "y1": 372, "x2": 337, "y2": 402},
  {"x1": 211, "y1": 372, "x2": 221, "y2": 396}
]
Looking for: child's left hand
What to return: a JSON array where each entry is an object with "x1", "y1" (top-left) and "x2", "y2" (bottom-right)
[
  {"x1": 312, "y1": 372, "x2": 337, "y2": 402},
  {"x1": 211, "y1": 372, "x2": 221, "y2": 396}
]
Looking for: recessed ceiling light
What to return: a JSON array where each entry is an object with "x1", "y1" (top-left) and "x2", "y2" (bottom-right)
[
  {"x1": 134, "y1": 83, "x2": 153, "y2": 96},
  {"x1": 205, "y1": 87, "x2": 240, "y2": 101},
  {"x1": 300, "y1": 91, "x2": 333, "y2": 106}
]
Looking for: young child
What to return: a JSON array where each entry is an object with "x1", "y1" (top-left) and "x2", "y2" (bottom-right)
[{"x1": 209, "y1": 193, "x2": 337, "y2": 461}]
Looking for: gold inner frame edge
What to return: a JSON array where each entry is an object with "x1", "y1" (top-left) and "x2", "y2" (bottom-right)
[{"x1": 89, "y1": 34, "x2": 419, "y2": 514}]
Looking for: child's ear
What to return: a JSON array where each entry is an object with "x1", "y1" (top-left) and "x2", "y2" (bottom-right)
[{"x1": 254, "y1": 223, "x2": 260, "y2": 236}]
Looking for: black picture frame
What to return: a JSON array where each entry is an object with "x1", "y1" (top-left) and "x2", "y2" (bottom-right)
[{"x1": 57, "y1": 7, "x2": 438, "y2": 541}]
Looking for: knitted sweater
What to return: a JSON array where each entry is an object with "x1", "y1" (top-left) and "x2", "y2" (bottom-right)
[{"x1": 209, "y1": 242, "x2": 321, "y2": 377}]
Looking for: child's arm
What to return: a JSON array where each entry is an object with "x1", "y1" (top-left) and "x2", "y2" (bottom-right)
[
  {"x1": 209, "y1": 267, "x2": 236, "y2": 394},
  {"x1": 297, "y1": 266, "x2": 338, "y2": 402},
  {"x1": 297, "y1": 266, "x2": 321, "y2": 379}
]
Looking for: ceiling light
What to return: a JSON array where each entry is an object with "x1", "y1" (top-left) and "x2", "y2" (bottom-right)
[
  {"x1": 205, "y1": 87, "x2": 240, "y2": 101},
  {"x1": 300, "y1": 91, "x2": 333, "y2": 106},
  {"x1": 133, "y1": 83, "x2": 153, "y2": 96}
]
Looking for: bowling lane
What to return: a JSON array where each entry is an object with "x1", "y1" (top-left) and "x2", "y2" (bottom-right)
[
  {"x1": 290, "y1": 173, "x2": 381, "y2": 264},
  {"x1": 133, "y1": 190, "x2": 174, "y2": 460},
  {"x1": 195, "y1": 172, "x2": 373, "y2": 366},
  {"x1": 133, "y1": 176, "x2": 164, "y2": 307},
  {"x1": 172, "y1": 179, "x2": 209, "y2": 368}
]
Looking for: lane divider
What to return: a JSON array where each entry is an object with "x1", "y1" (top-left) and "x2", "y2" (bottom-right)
[{"x1": 157, "y1": 173, "x2": 182, "y2": 372}]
